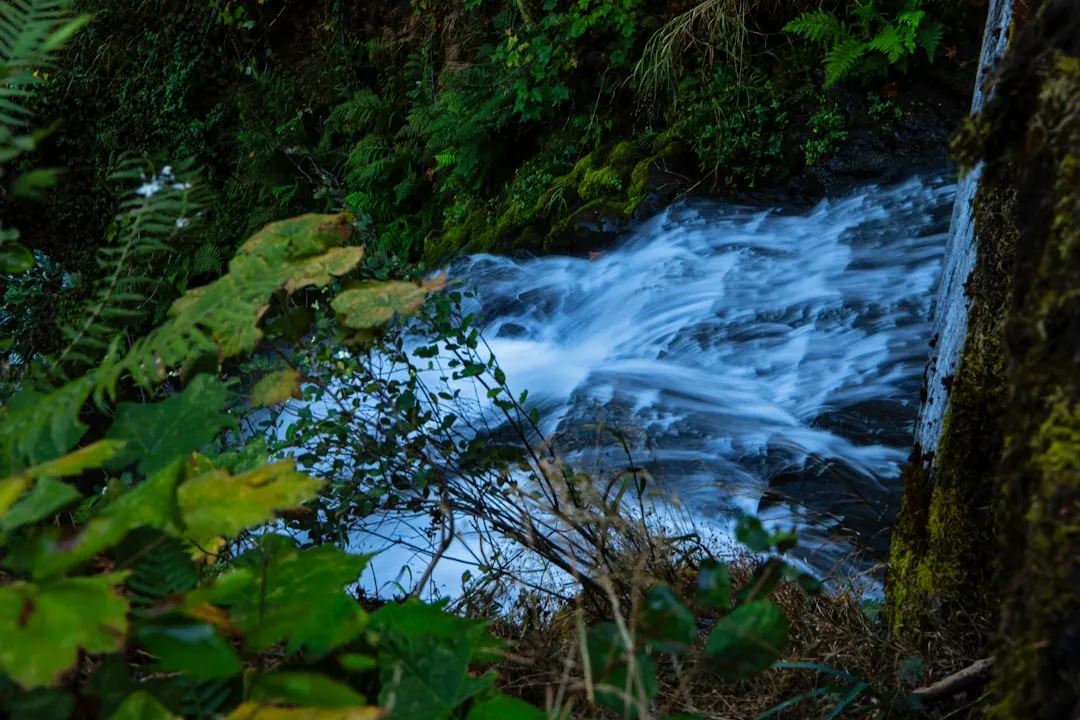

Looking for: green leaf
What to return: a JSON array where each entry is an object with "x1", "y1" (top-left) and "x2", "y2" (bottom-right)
[
  {"x1": 203, "y1": 537, "x2": 369, "y2": 653},
  {"x1": 697, "y1": 559, "x2": 731, "y2": 609},
  {"x1": 339, "y1": 654, "x2": 378, "y2": 673},
  {"x1": 12, "y1": 168, "x2": 60, "y2": 198},
  {"x1": 135, "y1": 623, "x2": 241, "y2": 679},
  {"x1": 105, "y1": 375, "x2": 235, "y2": 476},
  {"x1": 28, "y1": 460, "x2": 187, "y2": 579},
  {"x1": 160, "y1": 213, "x2": 362, "y2": 360},
  {"x1": 107, "y1": 691, "x2": 180, "y2": 720},
  {"x1": 0, "y1": 240, "x2": 33, "y2": 273},
  {"x1": 176, "y1": 461, "x2": 325, "y2": 555},
  {"x1": 370, "y1": 600, "x2": 505, "y2": 663},
  {"x1": 595, "y1": 654, "x2": 658, "y2": 719},
  {"x1": 225, "y1": 705, "x2": 383, "y2": 720},
  {"x1": 736, "y1": 558, "x2": 786, "y2": 604},
  {"x1": 250, "y1": 672, "x2": 367, "y2": 708},
  {"x1": 704, "y1": 600, "x2": 788, "y2": 680},
  {"x1": 332, "y1": 274, "x2": 446, "y2": 331},
  {"x1": 1, "y1": 475, "x2": 82, "y2": 532},
  {"x1": 735, "y1": 516, "x2": 770, "y2": 553},
  {"x1": 377, "y1": 623, "x2": 496, "y2": 720},
  {"x1": 0, "y1": 573, "x2": 130, "y2": 688},
  {"x1": 251, "y1": 369, "x2": 304, "y2": 407},
  {"x1": 0, "y1": 380, "x2": 93, "y2": 470},
  {"x1": 638, "y1": 586, "x2": 694, "y2": 654},
  {"x1": 467, "y1": 694, "x2": 545, "y2": 720}
]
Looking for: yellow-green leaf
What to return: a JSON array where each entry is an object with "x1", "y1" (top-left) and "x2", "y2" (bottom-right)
[
  {"x1": 331, "y1": 274, "x2": 446, "y2": 331},
  {"x1": 251, "y1": 370, "x2": 304, "y2": 407},
  {"x1": 284, "y1": 246, "x2": 365, "y2": 294},
  {"x1": 225, "y1": 704, "x2": 384, "y2": 720},
  {"x1": 0, "y1": 475, "x2": 31, "y2": 517},
  {"x1": 28, "y1": 440, "x2": 127, "y2": 479},
  {"x1": 108, "y1": 691, "x2": 181, "y2": 720},
  {"x1": 0, "y1": 440, "x2": 123, "y2": 526},
  {"x1": 29, "y1": 460, "x2": 187, "y2": 580},
  {"x1": 1, "y1": 475, "x2": 82, "y2": 532},
  {"x1": 163, "y1": 214, "x2": 361, "y2": 360},
  {"x1": 177, "y1": 460, "x2": 324, "y2": 553},
  {"x1": 251, "y1": 671, "x2": 367, "y2": 708},
  {"x1": 240, "y1": 213, "x2": 354, "y2": 257},
  {"x1": 0, "y1": 573, "x2": 130, "y2": 688}
]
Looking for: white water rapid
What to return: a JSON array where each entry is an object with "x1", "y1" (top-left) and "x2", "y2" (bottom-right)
[
  {"x1": 283, "y1": 175, "x2": 956, "y2": 599},
  {"x1": 347, "y1": 175, "x2": 954, "y2": 598}
]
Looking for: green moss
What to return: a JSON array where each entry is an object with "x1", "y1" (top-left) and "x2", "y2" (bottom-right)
[
  {"x1": 606, "y1": 139, "x2": 641, "y2": 167},
  {"x1": 579, "y1": 166, "x2": 623, "y2": 202}
]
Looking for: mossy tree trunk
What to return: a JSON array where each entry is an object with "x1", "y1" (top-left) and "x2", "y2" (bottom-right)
[{"x1": 889, "y1": 0, "x2": 1080, "y2": 714}]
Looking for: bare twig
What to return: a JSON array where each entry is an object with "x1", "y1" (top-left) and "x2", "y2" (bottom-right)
[{"x1": 911, "y1": 658, "x2": 994, "y2": 702}]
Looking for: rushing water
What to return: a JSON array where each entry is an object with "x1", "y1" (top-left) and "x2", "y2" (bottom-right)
[
  {"x1": 448, "y1": 175, "x2": 955, "y2": 575},
  {"x1": 305, "y1": 174, "x2": 956, "y2": 597}
]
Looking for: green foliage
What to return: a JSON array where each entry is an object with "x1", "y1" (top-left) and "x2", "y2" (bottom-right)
[
  {"x1": 784, "y1": 0, "x2": 945, "y2": 87},
  {"x1": 803, "y1": 104, "x2": 849, "y2": 165},
  {"x1": 676, "y1": 68, "x2": 792, "y2": 186},
  {"x1": 104, "y1": 374, "x2": 235, "y2": 476}
]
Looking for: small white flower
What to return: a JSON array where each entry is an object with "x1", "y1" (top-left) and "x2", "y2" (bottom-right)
[
  {"x1": 175, "y1": 217, "x2": 191, "y2": 228},
  {"x1": 135, "y1": 180, "x2": 162, "y2": 197}
]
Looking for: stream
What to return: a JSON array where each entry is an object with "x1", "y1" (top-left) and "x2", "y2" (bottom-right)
[{"x1": 306, "y1": 174, "x2": 957, "y2": 598}]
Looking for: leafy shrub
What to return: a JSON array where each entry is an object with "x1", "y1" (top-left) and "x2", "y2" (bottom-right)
[
  {"x1": 784, "y1": 0, "x2": 945, "y2": 87},
  {"x1": 803, "y1": 104, "x2": 849, "y2": 166},
  {"x1": 676, "y1": 68, "x2": 792, "y2": 187}
]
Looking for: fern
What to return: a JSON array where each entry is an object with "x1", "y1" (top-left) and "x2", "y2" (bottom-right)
[
  {"x1": 868, "y1": 24, "x2": 908, "y2": 63},
  {"x1": 191, "y1": 243, "x2": 224, "y2": 276},
  {"x1": 0, "y1": 0, "x2": 89, "y2": 132},
  {"x1": 0, "y1": 1, "x2": 90, "y2": 269},
  {"x1": 125, "y1": 530, "x2": 200, "y2": 613},
  {"x1": 785, "y1": 0, "x2": 945, "y2": 87},
  {"x1": 54, "y1": 157, "x2": 207, "y2": 374},
  {"x1": 916, "y1": 19, "x2": 945, "y2": 61},
  {"x1": 824, "y1": 39, "x2": 869, "y2": 86},
  {"x1": 782, "y1": 9, "x2": 844, "y2": 47}
]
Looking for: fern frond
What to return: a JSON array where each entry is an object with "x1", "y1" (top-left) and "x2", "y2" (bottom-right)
[
  {"x1": 127, "y1": 531, "x2": 200, "y2": 613},
  {"x1": 916, "y1": 19, "x2": 945, "y2": 61},
  {"x1": 824, "y1": 38, "x2": 868, "y2": 87},
  {"x1": 165, "y1": 677, "x2": 235, "y2": 719},
  {"x1": 868, "y1": 24, "x2": 908, "y2": 63},
  {"x1": 326, "y1": 89, "x2": 387, "y2": 134},
  {"x1": 0, "y1": 1, "x2": 89, "y2": 130},
  {"x1": 53, "y1": 157, "x2": 208, "y2": 375},
  {"x1": 783, "y1": 9, "x2": 845, "y2": 47},
  {"x1": 192, "y1": 243, "x2": 224, "y2": 276}
]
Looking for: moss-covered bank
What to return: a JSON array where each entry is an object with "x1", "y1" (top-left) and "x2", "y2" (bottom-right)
[{"x1": 889, "y1": 0, "x2": 1080, "y2": 714}]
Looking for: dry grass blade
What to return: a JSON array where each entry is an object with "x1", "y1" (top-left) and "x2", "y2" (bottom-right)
[{"x1": 632, "y1": 0, "x2": 753, "y2": 108}]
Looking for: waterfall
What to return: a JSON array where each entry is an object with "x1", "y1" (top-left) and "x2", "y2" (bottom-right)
[{"x1": 914, "y1": 0, "x2": 1014, "y2": 454}]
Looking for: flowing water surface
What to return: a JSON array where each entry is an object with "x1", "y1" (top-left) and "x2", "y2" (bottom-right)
[{"x1": 309, "y1": 175, "x2": 956, "y2": 597}]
